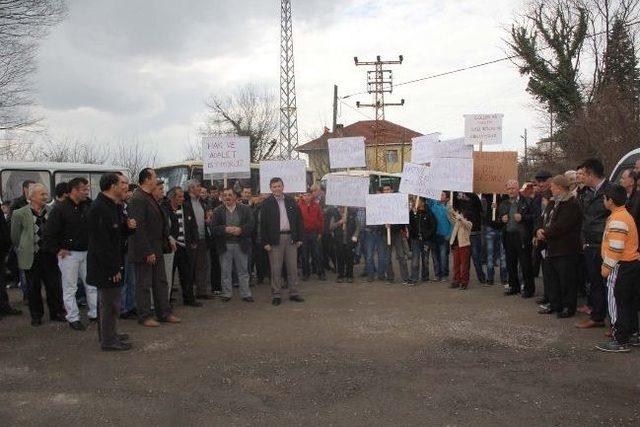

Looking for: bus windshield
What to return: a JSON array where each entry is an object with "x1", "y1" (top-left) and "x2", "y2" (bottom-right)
[
  {"x1": 1, "y1": 169, "x2": 51, "y2": 202},
  {"x1": 156, "y1": 166, "x2": 190, "y2": 191}
]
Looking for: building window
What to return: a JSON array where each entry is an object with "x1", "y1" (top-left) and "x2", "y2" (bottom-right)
[{"x1": 386, "y1": 149, "x2": 398, "y2": 164}]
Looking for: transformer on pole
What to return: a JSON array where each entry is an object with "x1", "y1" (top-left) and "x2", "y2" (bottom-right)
[{"x1": 278, "y1": 0, "x2": 299, "y2": 159}]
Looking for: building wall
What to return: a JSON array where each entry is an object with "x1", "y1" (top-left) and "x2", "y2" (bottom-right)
[{"x1": 305, "y1": 143, "x2": 412, "y2": 178}]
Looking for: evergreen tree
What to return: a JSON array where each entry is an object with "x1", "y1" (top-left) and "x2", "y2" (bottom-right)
[{"x1": 600, "y1": 18, "x2": 640, "y2": 112}]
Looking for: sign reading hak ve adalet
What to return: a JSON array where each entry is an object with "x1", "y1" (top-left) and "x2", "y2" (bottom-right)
[
  {"x1": 473, "y1": 151, "x2": 518, "y2": 194},
  {"x1": 366, "y1": 193, "x2": 410, "y2": 226},
  {"x1": 464, "y1": 114, "x2": 503, "y2": 146},
  {"x1": 325, "y1": 175, "x2": 369, "y2": 208},
  {"x1": 202, "y1": 135, "x2": 250, "y2": 175},
  {"x1": 328, "y1": 136, "x2": 366, "y2": 169},
  {"x1": 259, "y1": 160, "x2": 307, "y2": 194}
]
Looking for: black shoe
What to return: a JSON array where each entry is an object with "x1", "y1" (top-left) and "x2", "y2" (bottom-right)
[
  {"x1": 50, "y1": 314, "x2": 66, "y2": 322},
  {"x1": 504, "y1": 289, "x2": 519, "y2": 296},
  {"x1": 243, "y1": 297, "x2": 255, "y2": 303},
  {"x1": 302, "y1": 275, "x2": 309, "y2": 282},
  {"x1": 196, "y1": 294, "x2": 214, "y2": 300},
  {"x1": 220, "y1": 297, "x2": 231, "y2": 302},
  {"x1": 319, "y1": 275, "x2": 327, "y2": 281},
  {"x1": 119, "y1": 311, "x2": 136, "y2": 320},
  {"x1": 521, "y1": 292, "x2": 534, "y2": 299},
  {"x1": 536, "y1": 297, "x2": 549, "y2": 305},
  {"x1": 1, "y1": 306, "x2": 22, "y2": 316},
  {"x1": 31, "y1": 318, "x2": 42, "y2": 327},
  {"x1": 89, "y1": 317, "x2": 98, "y2": 323},
  {"x1": 101, "y1": 342, "x2": 133, "y2": 352},
  {"x1": 117, "y1": 333, "x2": 130, "y2": 341},
  {"x1": 538, "y1": 307, "x2": 555, "y2": 314},
  {"x1": 69, "y1": 321, "x2": 86, "y2": 331},
  {"x1": 184, "y1": 301, "x2": 203, "y2": 307},
  {"x1": 557, "y1": 308, "x2": 574, "y2": 319},
  {"x1": 272, "y1": 298, "x2": 281, "y2": 306},
  {"x1": 289, "y1": 295, "x2": 305, "y2": 303}
]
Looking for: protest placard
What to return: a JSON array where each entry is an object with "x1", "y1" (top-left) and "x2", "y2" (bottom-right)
[
  {"x1": 399, "y1": 163, "x2": 441, "y2": 199},
  {"x1": 410, "y1": 133, "x2": 440, "y2": 164},
  {"x1": 464, "y1": 114, "x2": 503, "y2": 146},
  {"x1": 202, "y1": 135, "x2": 250, "y2": 175},
  {"x1": 325, "y1": 175, "x2": 370, "y2": 208},
  {"x1": 400, "y1": 158, "x2": 474, "y2": 198},
  {"x1": 473, "y1": 151, "x2": 518, "y2": 194},
  {"x1": 366, "y1": 193, "x2": 410, "y2": 225},
  {"x1": 328, "y1": 136, "x2": 366, "y2": 169},
  {"x1": 410, "y1": 137, "x2": 473, "y2": 163},
  {"x1": 259, "y1": 160, "x2": 307, "y2": 194}
]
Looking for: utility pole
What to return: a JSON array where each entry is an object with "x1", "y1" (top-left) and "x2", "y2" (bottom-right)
[
  {"x1": 332, "y1": 84, "x2": 338, "y2": 133},
  {"x1": 521, "y1": 128, "x2": 528, "y2": 179},
  {"x1": 278, "y1": 0, "x2": 299, "y2": 159},
  {"x1": 354, "y1": 55, "x2": 404, "y2": 172}
]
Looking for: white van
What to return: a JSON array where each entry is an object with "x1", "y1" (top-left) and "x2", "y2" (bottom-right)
[
  {"x1": 0, "y1": 161, "x2": 124, "y2": 203},
  {"x1": 610, "y1": 149, "x2": 640, "y2": 183}
]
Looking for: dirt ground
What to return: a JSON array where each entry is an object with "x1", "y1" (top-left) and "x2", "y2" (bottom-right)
[{"x1": 1, "y1": 264, "x2": 639, "y2": 426}]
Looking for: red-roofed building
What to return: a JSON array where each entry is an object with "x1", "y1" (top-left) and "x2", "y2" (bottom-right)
[{"x1": 295, "y1": 120, "x2": 422, "y2": 177}]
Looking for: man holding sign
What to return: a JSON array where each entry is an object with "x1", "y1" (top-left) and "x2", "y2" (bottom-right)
[{"x1": 259, "y1": 177, "x2": 305, "y2": 306}]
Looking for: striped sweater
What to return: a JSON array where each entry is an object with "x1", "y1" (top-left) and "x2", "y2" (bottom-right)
[{"x1": 601, "y1": 206, "x2": 640, "y2": 274}]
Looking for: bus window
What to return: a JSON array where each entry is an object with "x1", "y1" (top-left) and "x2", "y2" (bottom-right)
[
  {"x1": 89, "y1": 173, "x2": 103, "y2": 199},
  {"x1": 1, "y1": 170, "x2": 51, "y2": 202},
  {"x1": 156, "y1": 166, "x2": 189, "y2": 191}
]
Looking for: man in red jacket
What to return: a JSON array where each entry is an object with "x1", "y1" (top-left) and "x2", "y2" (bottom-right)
[{"x1": 298, "y1": 190, "x2": 326, "y2": 281}]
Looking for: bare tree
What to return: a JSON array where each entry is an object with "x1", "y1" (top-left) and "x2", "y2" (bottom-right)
[
  {"x1": 183, "y1": 136, "x2": 201, "y2": 161},
  {"x1": 0, "y1": 0, "x2": 67, "y2": 132},
  {"x1": 34, "y1": 136, "x2": 112, "y2": 164},
  {"x1": 111, "y1": 139, "x2": 158, "y2": 180},
  {"x1": 202, "y1": 84, "x2": 278, "y2": 162}
]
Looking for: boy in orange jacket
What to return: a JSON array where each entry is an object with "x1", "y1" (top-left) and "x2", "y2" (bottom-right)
[{"x1": 596, "y1": 184, "x2": 640, "y2": 353}]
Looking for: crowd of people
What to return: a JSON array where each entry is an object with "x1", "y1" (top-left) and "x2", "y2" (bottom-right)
[{"x1": 1, "y1": 156, "x2": 639, "y2": 354}]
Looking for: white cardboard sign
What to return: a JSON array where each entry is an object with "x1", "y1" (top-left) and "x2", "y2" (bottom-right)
[
  {"x1": 202, "y1": 135, "x2": 250, "y2": 175},
  {"x1": 365, "y1": 193, "x2": 410, "y2": 225},
  {"x1": 325, "y1": 175, "x2": 369, "y2": 208},
  {"x1": 400, "y1": 160, "x2": 474, "y2": 198},
  {"x1": 411, "y1": 137, "x2": 473, "y2": 163},
  {"x1": 259, "y1": 160, "x2": 307, "y2": 194},
  {"x1": 464, "y1": 114, "x2": 503, "y2": 146},
  {"x1": 328, "y1": 136, "x2": 366, "y2": 169}
]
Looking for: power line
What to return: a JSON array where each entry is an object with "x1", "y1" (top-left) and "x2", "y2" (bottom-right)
[
  {"x1": 340, "y1": 19, "x2": 640, "y2": 99},
  {"x1": 339, "y1": 99, "x2": 374, "y2": 120}
]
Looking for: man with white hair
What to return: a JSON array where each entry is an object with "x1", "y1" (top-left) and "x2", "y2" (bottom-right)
[
  {"x1": 184, "y1": 179, "x2": 212, "y2": 299},
  {"x1": 11, "y1": 184, "x2": 65, "y2": 326}
]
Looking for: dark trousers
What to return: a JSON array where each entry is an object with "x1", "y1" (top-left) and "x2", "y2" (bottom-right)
[
  {"x1": 174, "y1": 246, "x2": 196, "y2": 304},
  {"x1": 253, "y1": 241, "x2": 269, "y2": 282},
  {"x1": 547, "y1": 254, "x2": 579, "y2": 314},
  {"x1": 608, "y1": 261, "x2": 640, "y2": 344},
  {"x1": 504, "y1": 231, "x2": 535, "y2": 295},
  {"x1": 98, "y1": 287, "x2": 122, "y2": 347},
  {"x1": 135, "y1": 259, "x2": 171, "y2": 322},
  {"x1": 24, "y1": 252, "x2": 64, "y2": 321},
  {"x1": 541, "y1": 257, "x2": 551, "y2": 301},
  {"x1": 209, "y1": 245, "x2": 222, "y2": 293},
  {"x1": 584, "y1": 245, "x2": 607, "y2": 322},
  {"x1": 301, "y1": 232, "x2": 323, "y2": 278},
  {"x1": 322, "y1": 233, "x2": 336, "y2": 271},
  {"x1": 335, "y1": 242, "x2": 354, "y2": 279}
]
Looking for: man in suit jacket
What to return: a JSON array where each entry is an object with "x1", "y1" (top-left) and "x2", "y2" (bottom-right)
[
  {"x1": 212, "y1": 188, "x2": 255, "y2": 302},
  {"x1": 259, "y1": 177, "x2": 305, "y2": 306},
  {"x1": 127, "y1": 168, "x2": 180, "y2": 327},
  {"x1": 11, "y1": 184, "x2": 64, "y2": 326},
  {"x1": 87, "y1": 173, "x2": 131, "y2": 351},
  {"x1": 183, "y1": 179, "x2": 212, "y2": 299}
]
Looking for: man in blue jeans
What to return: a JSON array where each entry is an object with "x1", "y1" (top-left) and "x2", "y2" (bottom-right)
[
  {"x1": 365, "y1": 225, "x2": 388, "y2": 282},
  {"x1": 482, "y1": 193, "x2": 508, "y2": 286},
  {"x1": 428, "y1": 193, "x2": 452, "y2": 281}
]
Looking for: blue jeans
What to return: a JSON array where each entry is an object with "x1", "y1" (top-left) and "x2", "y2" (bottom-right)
[
  {"x1": 485, "y1": 227, "x2": 507, "y2": 284},
  {"x1": 435, "y1": 235, "x2": 450, "y2": 278},
  {"x1": 120, "y1": 257, "x2": 136, "y2": 314},
  {"x1": 365, "y1": 231, "x2": 388, "y2": 279},
  {"x1": 410, "y1": 238, "x2": 436, "y2": 281},
  {"x1": 470, "y1": 233, "x2": 486, "y2": 283}
]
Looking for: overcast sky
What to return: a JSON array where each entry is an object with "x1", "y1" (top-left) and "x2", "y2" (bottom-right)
[{"x1": 33, "y1": 0, "x2": 540, "y2": 165}]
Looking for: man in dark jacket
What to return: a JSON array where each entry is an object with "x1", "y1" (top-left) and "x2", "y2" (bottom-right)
[
  {"x1": 408, "y1": 197, "x2": 437, "y2": 283},
  {"x1": 531, "y1": 170, "x2": 553, "y2": 278},
  {"x1": 576, "y1": 158, "x2": 611, "y2": 329},
  {"x1": 127, "y1": 168, "x2": 180, "y2": 327},
  {"x1": 87, "y1": 173, "x2": 132, "y2": 351},
  {"x1": 212, "y1": 188, "x2": 255, "y2": 302},
  {"x1": 498, "y1": 179, "x2": 536, "y2": 297},
  {"x1": 260, "y1": 177, "x2": 305, "y2": 306},
  {"x1": 43, "y1": 177, "x2": 95, "y2": 331},
  {"x1": 184, "y1": 179, "x2": 213, "y2": 299},
  {"x1": 536, "y1": 175, "x2": 583, "y2": 318},
  {"x1": 10, "y1": 180, "x2": 35, "y2": 212},
  {"x1": 482, "y1": 193, "x2": 508, "y2": 286}
]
